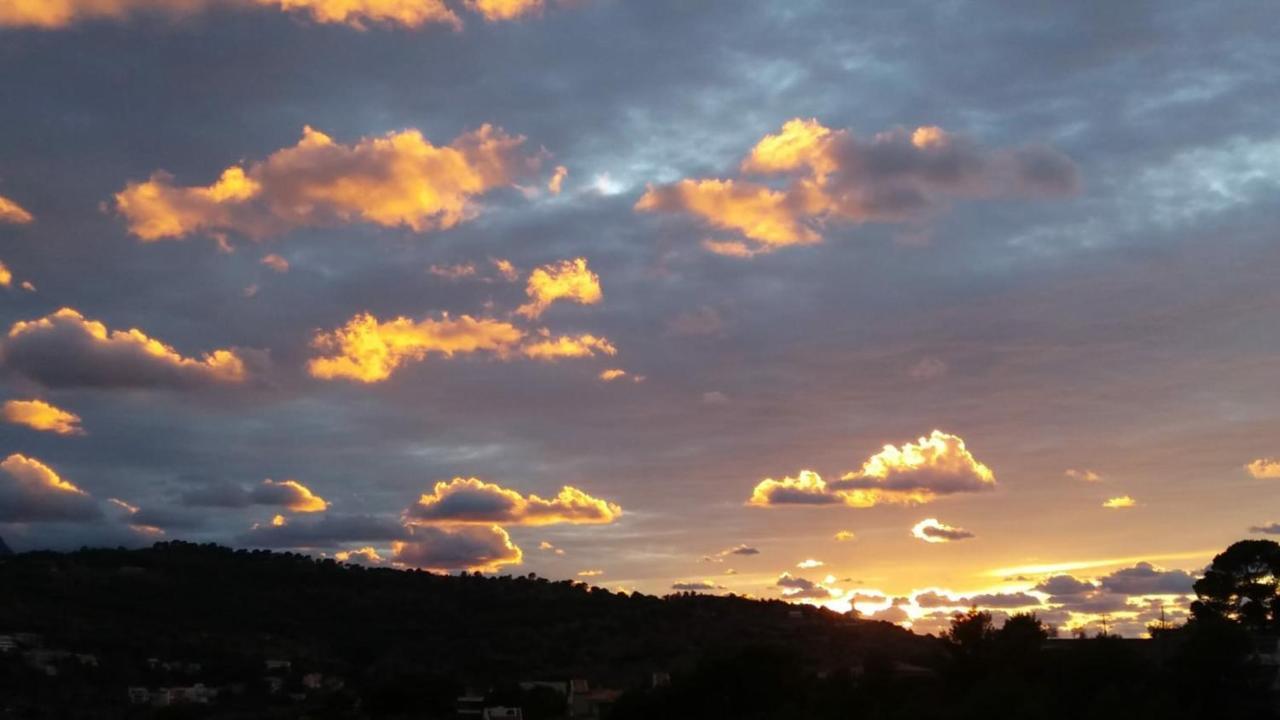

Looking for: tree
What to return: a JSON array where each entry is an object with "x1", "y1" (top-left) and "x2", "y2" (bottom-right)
[
  {"x1": 1191, "y1": 539, "x2": 1280, "y2": 630},
  {"x1": 946, "y1": 608, "x2": 994, "y2": 657}
]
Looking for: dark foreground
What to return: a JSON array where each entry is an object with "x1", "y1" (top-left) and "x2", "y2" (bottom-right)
[{"x1": 0, "y1": 542, "x2": 1275, "y2": 719}]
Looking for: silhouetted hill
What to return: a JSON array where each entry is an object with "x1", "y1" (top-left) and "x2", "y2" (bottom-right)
[
  {"x1": 0, "y1": 536, "x2": 11, "y2": 557},
  {"x1": 0, "y1": 542, "x2": 939, "y2": 717}
]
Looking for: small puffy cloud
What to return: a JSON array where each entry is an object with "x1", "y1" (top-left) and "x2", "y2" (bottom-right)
[
  {"x1": 239, "y1": 513, "x2": 409, "y2": 548},
  {"x1": 2, "y1": 399, "x2": 84, "y2": 435},
  {"x1": 637, "y1": 118, "x2": 1078, "y2": 256},
  {"x1": 548, "y1": 165, "x2": 568, "y2": 194},
  {"x1": 0, "y1": 453, "x2": 100, "y2": 522},
  {"x1": 0, "y1": 260, "x2": 11, "y2": 287},
  {"x1": 577, "y1": 569, "x2": 603, "y2": 577},
  {"x1": 797, "y1": 558, "x2": 824, "y2": 569},
  {"x1": 1098, "y1": 563, "x2": 1194, "y2": 596},
  {"x1": 516, "y1": 258, "x2": 603, "y2": 319},
  {"x1": 428, "y1": 262, "x2": 478, "y2": 280},
  {"x1": 703, "y1": 543, "x2": 760, "y2": 562},
  {"x1": 250, "y1": 479, "x2": 328, "y2": 513},
  {"x1": 672, "y1": 580, "x2": 723, "y2": 592},
  {"x1": 335, "y1": 547, "x2": 385, "y2": 565},
  {"x1": 116, "y1": 125, "x2": 537, "y2": 242},
  {"x1": 776, "y1": 572, "x2": 836, "y2": 600},
  {"x1": 0, "y1": 194, "x2": 34, "y2": 224},
  {"x1": 520, "y1": 330, "x2": 616, "y2": 360},
  {"x1": 308, "y1": 312, "x2": 524, "y2": 383},
  {"x1": 1102, "y1": 496, "x2": 1136, "y2": 509},
  {"x1": 911, "y1": 518, "x2": 974, "y2": 543},
  {"x1": 1251, "y1": 523, "x2": 1280, "y2": 535},
  {"x1": 260, "y1": 254, "x2": 289, "y2": 273},
  {"x1": 749, "y1": 431, "x2": 994, "y2": 508},
  {"x1": 3, "y1": 308, "x2": 246, "y2": 389},
  {"x1": 0, "y1": 0, "x2": 465, "y2": 30},
  {"x1": 392, "y1": 524, "x2": 522, "y2": 572},
  {"x1": 491, "y1": 258, "x2": 519, "y2": 281},
  {"x1": 598, "y1": 368, "x2": 627, "y2": 382},
  {"x1": 914, "y1": 590, "x2": 1040, "y2": 609},
  {"x1": 1065, "y1": 468, "x2": 1102, "y2": 482},
  {"x1": 834, "y1": 530, "x2": 856, "y2": 542},
  {"x1": 907, "y1": 357, "x2": 948, "y2": 381},
  {"x1": 538, "y1": 540, "x2": 565, "y2": 555},
  {"x1": 406, "y1": 477, "x2": 621, "y2": 526},
  {"x1": 1246, "y1": 458, "x2": 1280, "y2": 479}
]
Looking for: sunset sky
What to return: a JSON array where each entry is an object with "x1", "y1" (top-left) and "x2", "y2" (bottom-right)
[{"x1": 1, "y1": 0, "x2": 1278, "y2": 637}]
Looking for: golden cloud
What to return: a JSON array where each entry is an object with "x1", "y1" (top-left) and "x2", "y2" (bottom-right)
[
  {"x1": 749, "y1": 431, "x2": 994, "y2": 508},
  {"x1": 392, "y1": 524, "x2": 523, "y2": 572},
  {"x1": 2, "y1": 399, "x2": 84, "y2": 435},
  {"x1": 1246, "y1": 458, "x2": 1280, "y2": 479},
  {"x1": 638, "y1": 118, "x2": 1079, "y2": 255},
  {"x1": 464, "y1": 0, "x2": 545, "y2": 21},
  {"x1": 548, "y1": 165, "x2": 568, "y2": 194},
  {"x1": 0, "y1": 260, "x2": 11, "y2": 287},
  {"x1": 516, "y1": 257, "x2": 603, "y2": 318},
  {"x1": 0, "y1": 194, "x2": 34, "y2": 224},
  {"x1": 0, "y1": 453, "x2": 100, "y2": 522},
  {"x1": 116, "y1": 125, "x2": 536, "y2": 242},
  {"x1": 0, "y1": 0, "x2": 461, "y2": 29},
  {"x1": 1102, "y1": 496, "x2": 1136, "y2": 509},
  {"x1": 253, "y1": 479, "x2": 328, "y2": 513},
  {"x1": 406, "y1": 477, "x2": 622, "y2": 526},
  {"x1": 911, "y1": 518, "x2": 974, "y2": 543},
  {"x1": 3, "y1": 307, "x2": 246, "y2": 388},
  {"x1": 520, "y1": 329, "x2": 616, "y2": 360},
  {"x1": 308, "y1": 312, "x2": 525, "y2": 383}
]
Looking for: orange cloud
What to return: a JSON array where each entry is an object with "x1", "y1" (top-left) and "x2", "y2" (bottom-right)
[
  {"x1": 834, "y1": 530, "x2": 856, "y2": 542},
  {"x1": 548, "y1": 165, "x2": 568, "y2": 194},
  {"x1": 2, "y1": 399, "x2": 84, "y2": 435},
  {"x1": 0, "y1": 0, "x2": 462, "y2": 30},
  {"x1": 260, "y1": 254, "x2": 289, "y2": 273},
  {"x1": 0, "y1": 453, "x2": 100, "y2": 522},
  {"x1": 749, "y1": 431, "x2": 994, "y2": 508},
  {"x1": 116, "y1": 125, "x2": 536, "y2": 242},
  {"x1": 638, "y1": 118, "x2": 1078, "y2": 255},
  {"x1": 491, "y1": 257, "x2": 519, "y2": 281},
  {"x1": 406, "y1": 477, "x2": 621, "y2": 526},
  {"x1": 1103, "y1": 496, "x2": 1137, "y2": 509},
  {"x1": 254, "y1": 479, "x2": 328, "y2": 512},
  {"x1": 520, "y1": 329, "x2": 616, "y2": 360},
  {"x1": 1246, "y1": 458, "x2": 1280, "y2": 479},
  {"x1": 0, "y1": 194, "x2": 33, "y2": 224},
  {"x1": 0, "y1": 260, "x2": 11, "y2": 287},
  {"x1": 911, "y1": 518, "x2": 974, "y2": 543},
  {"x1": 392, "y1": 524, "x2": 523, "y2": 572},
  {"x1": 308, "y1": 312, "x2": 525, "y2": 382},
  {"x1": 516, "y1": 257, "x2": 603, "y2": 318},
  {"x1": 3, "y1": 307, "x2": 246, "y2": 389},
  {"x1": 464, "y1": 0, "x2": 544, "y2": 21}
]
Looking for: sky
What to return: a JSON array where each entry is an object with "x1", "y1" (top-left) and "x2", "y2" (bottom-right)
[{"x1": 1, "y1": 0, "x2": 1278, "y2": 637}]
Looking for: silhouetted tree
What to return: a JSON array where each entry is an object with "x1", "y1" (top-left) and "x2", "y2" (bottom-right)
[
  {"x1": 1191, "y1": 539, "x2": 1280, "y2": 630},
  {"x1": 946, "y1": 608, "x2": 994, "y2": 658}
]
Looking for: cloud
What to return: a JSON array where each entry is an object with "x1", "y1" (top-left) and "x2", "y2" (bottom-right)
[
  {"x1": 834, "y1": 530, "x2": 856, "y2": 542},
  {"x1": 666, "y1": 306, "x2": 724, "y2": 337},
  {"x1": 577, "y1": 569, "x2": 603, "y2": 577},
  {"x1": 0, "y1": 0, "x2": 464, "y2": 30},
  {"x1": 308, "y1": 312, "x2": 525, "y2": 382},
  {"x1": 249, "y1": 479, "x2": 328, "y2": 512},
  {"x1": 911, "y1": 518, "x2": 974, "y2": 543},
  {"x1": 672, "y1": 580, "x2": 722, "y2": 592},
  {"x1": 907, "y1": 357, "x2": 948, "y2": 381},
  {"x1": 519, "y1": 330, "x2": 616, "y2": 360},
  {"x1": 776, "y1": 572, "x2": 836, "y2": 600},
  {"x1": 0, "y1": 260, "x2": 10, "y2": 288},
  {"x1": 1246, "y1": 458, "x2": 1280, "y2": 479},
  {"x1": 1102, "y1": 495, "x2": 1136, "y2": 509},
  {"x1": 392, "y1": 524, "x2": 522, "y2": 572},
  {"x1": 2, "y1": 308, "x2": 246, "y2": 389},
  {"x1": 1033, "y1": 574, "x2": 1098, "y2": 598},
  {"x1": 116, "y1": 125, "x2": 537, "y2": 242},
  {"x1": 637, "y1": 118, "x2": 1078, "y2": 255},
  {"x1": 2, "y1": 399, "x2": 84, "y2": 435},
  {"x1": 748, "y1": 431, "x2": 994, "y2": 508},
  {"x1": 0, "y1": 193, "x2": 33, "y2": 224},
  {"x1": 1097, "y1": 562, "x2": 1194, "y2": 596},
  {"x1": 702, "y1": 543, "x2": 760, "y2": 562},
  {"x1": 428, "y1": 262, "x2": 478, "y2": 280},
  {"x1": 1065, "y1": 468, "x2": 1102, "y2": 482},
  {"x1": 914, "y1": 590, "x2": 1040, "y2": 609},
  {"x1": 260, "y1": 254, "x2": 289, "y2": 273},
  {"x1": 180, "y1": 478, "x2": 327, "y2": 512},
  {"x1": 516, "y1": 258, "x2": 603, "y2": 319},
  {"x1": 797, "y1": 558, "x2": 824, "y2": 569},
  {"x1": 548, "y1": 165, "x2": 568, "y2": 194},
  {"x1": 238, "y1": 513, "x2": 409, "y2": 548},
  {"x1": 868, "y1": 605, "x2": 910, "y2": 624},
  {"x1": 1251, "y1": 523, "x2": 1280, "y2": 535},
  {"x1": 0, "y1": 453, "x2": 100, "y2": 523},
  {"x1": 405, "y1": 477, "x2": 621, "y2": 526},
  {"x1": 491, "y1": 258, "x2": 519, "y2": 281},
  {"x1": 335, "y1": 546, "x2": 385, "y2": 565}
]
